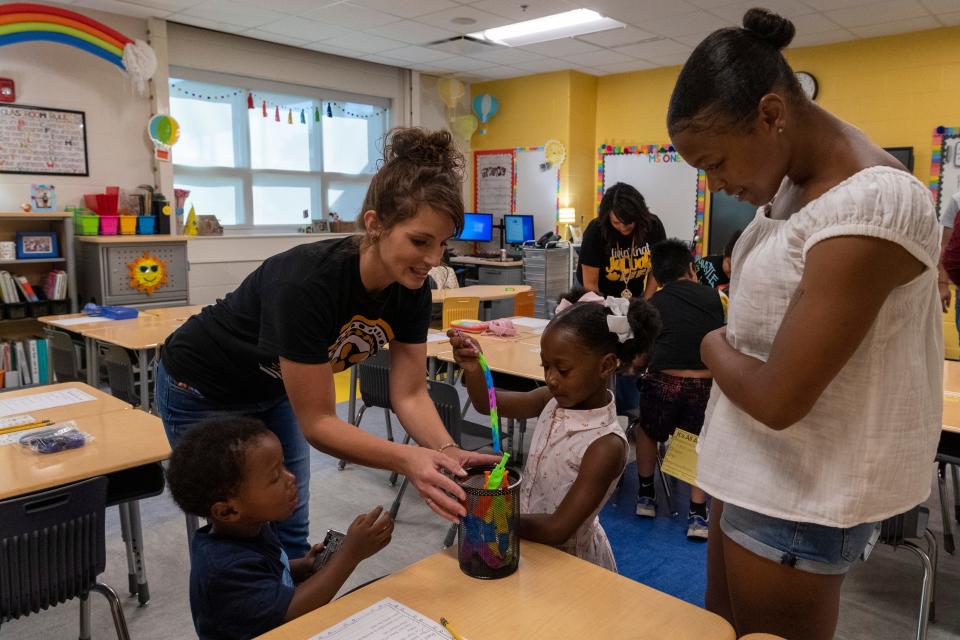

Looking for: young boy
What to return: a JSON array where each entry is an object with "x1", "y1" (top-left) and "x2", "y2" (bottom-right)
[
  {"x1": 635, "y1": 239, "x2": 725, "y2": 540},
  {"x1": 166, "y1": 417, "x2": 394, "y2": 639}
]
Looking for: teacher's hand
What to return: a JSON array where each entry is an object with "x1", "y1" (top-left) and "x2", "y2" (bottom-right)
[
  {"x1": 400, "y1": 446, "x2": 470, "y2": 524},
  {"x1": 442, "y1": 446, "x2": 502, "y2": 472}
]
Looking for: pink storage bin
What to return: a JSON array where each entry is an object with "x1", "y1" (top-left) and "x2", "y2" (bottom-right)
[{"x1": 99, "y1": 215, "x2": 119, "y2": 235}]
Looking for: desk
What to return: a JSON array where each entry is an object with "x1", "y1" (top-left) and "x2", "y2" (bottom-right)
[
  {"x1": 436, "y1": 339, "x2": 544, "y2": 383},
  {"x1": 431, "y1": 284, "x2": 531, "y2": 304},
  {"x1": 0, "y1": 381, "x2": 130, "y2": 422},
  {"x1": 257, "y1": 542, "x2": 735, "y2": 639},
  {"x1": 450, "y1": 255, "x2": 523, "y2": 268},
  {"x1": 142, "y1": 304, "x2": 205, "y2": 321}
]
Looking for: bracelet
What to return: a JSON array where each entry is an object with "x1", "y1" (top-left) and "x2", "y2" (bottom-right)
[{"x1": 437, "y1": 442, "x2": 458, "y2": 454}]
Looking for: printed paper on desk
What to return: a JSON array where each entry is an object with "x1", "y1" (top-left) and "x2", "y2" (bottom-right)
[
  {"x1": 0, "y1": 389, "x2": 97, "y2": 418},
  {"x1": 660, "y1": 429, "x2": 699, "y2": 487},
  {"x1": 510, "y1": 317, "x2": 549, "y2": 329},
  {"x1": 310, "y1": 598, "x2": 456, "y2": 640},
  {"x1": 426, "y1": 333, "x2": 450, "y2": 343},
  {"x1": 50, "y1": 316, "x2": 115, "y2": 327}
]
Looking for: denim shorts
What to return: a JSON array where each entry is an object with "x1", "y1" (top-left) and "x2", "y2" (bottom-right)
[{"x1": 720, "y1": 502, "x2": 879, "y2": 575}]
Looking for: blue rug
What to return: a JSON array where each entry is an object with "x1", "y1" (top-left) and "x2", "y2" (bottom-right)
[{"x1": 600, "y1": 462, "x2": 708, "y2": 606}]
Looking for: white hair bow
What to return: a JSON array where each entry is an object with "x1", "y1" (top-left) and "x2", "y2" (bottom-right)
[{"x1": 555, "y1": 292, "x2": 634, "y2": 343}]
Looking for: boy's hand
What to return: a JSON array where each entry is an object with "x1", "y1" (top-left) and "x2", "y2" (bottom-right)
[
  {"x1": 303, "y1": 543, "x2": 324, "y2": 574},
  {"x1": 342, "y1": 506, "x2": 394, "y2": 562},
  {"x1": 446, "y1": 329, "x2": 482, "y2": 373}
]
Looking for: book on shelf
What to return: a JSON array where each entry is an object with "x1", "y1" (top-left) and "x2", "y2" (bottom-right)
[
  {"x1": 44, "y1": 269, "x2": 68, "y2": 301},
  {"x1": 0, "y1": 270, "x2": 67, "y2": 306},
  {"x1": 0, "y1": 338, "x2": 51, "y2": 388}
]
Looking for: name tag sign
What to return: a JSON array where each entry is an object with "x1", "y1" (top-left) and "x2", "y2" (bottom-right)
[{"x1": 660, "y1": 428, "x2": 699, "y2": 487}]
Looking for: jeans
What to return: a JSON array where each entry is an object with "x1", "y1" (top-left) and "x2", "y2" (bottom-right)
[
  {"x1": 155, "y1": 361, "x2": 311, "y2": 558},
  {"x1": 614, "y1": 372, "x2": 640, "y2": 417}
]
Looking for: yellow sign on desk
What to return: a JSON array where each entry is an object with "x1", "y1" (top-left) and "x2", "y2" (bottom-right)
[{"x1": 660, "y1": 428, "x2": 699, "y2": 487}]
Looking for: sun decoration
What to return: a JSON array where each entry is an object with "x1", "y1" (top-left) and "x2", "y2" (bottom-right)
[{"x1": 128, "y1": 252, "x2": 168, "y2": 295}]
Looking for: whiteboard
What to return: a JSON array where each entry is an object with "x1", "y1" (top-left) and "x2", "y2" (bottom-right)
[
  {"x1": 602, "y1": 151, "x2": 700, "y2": 242},
  {"x1": 937, "y1": 134, "x2": 960, "y2": 221},
  {"x1": 514, "y1": 147, "x2": 559, "y2": 237},
  {"x1": 474, "y1": 151, "x2": 513, "y2": 217}
]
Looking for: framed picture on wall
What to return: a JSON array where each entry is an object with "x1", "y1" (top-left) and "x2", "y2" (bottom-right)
[{"x1": 0, "y1": 104, "x2": 89, "y2": 176}]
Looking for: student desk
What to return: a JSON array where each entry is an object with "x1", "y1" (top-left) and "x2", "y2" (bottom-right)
[
  {"x1": 256, "y1": 542, "x2": 735, "y2": 640},
  {"x1": 142, "y1": 304, "x2": 206, "y2": 321},
  {"x1": 436, "y1": 339, "x2": 545, "y2": 383},
  {"x1": 449, "y1": 255, "x2": 523, "y2": 268},
  {"x1": 0, "y1": 386, "x2": 169, "y2": 605},
  {"x1": 432, "y1": 284, "x2": 532, "y2": 321}
]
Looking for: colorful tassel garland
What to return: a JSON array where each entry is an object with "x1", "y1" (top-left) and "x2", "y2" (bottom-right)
[
  {"x1": 247, "y1": 92, "x2": 254, "y2": 109},
  {"x1": 326, "y1": 103, "x2": 332, "y2": 118},
  {"x1": 300, "y1": 109, "x2": 306, "y2": 124},
  {"x1": 262, "y1": 100, "x2": 267, "y2": 117},
  {"x1": 314, "y1": 106, "x2": 320, "y2": 122},
  {"x1": 287, "y1": 109, "x2": 293, "y2": 124},
  {"x1": 274, "y1": 106, "x2": 280, "y2": 122}
]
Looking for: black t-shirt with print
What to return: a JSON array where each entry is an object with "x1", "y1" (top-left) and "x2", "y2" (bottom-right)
[
  {"x1": 648, "y1": 279, "x2": 725, "y2": 371},
  {"x1": 693, "y1": 254, "x2": 729, "y2": 289},
  {"x1": 576, "y1": 216, "x2": 667, "y2": 298},
  {"x1": 161, "y1": 236, "x2": 431, "y2": 404}
]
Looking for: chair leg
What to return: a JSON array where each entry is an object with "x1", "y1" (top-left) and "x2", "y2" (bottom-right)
[
  {"x1": 389, "y1": 435, "x2": 411, "y2": 486},
  {"x1": 938, "y1": 461, "x2": 955, "y2": 554},
  {"x1": 900, "y1": 541, "x2": 933, "y2": 640},
  {"x1": 443, "y1": 523, "x2": 458, "y2": 549},
  {"x1": 383, "y1": 409, "x2": 394, "y2": 443},
  {"x1": 339, "y1": 405, "x2": 368, "y2": 471},
  {"x1": 515, "y1": 419, "x2": 528, "y2": 466},
  {"x1": 90, "y1": 583, "x2": 132, "y2": 640},
  {"x1": 79, "y1": 592, "x2": 91, "y2": 640},
  {"x1": 655, "y1": 446, "x2": 677, "y2": 517},
  {"x1": 117, "y1": 503, "x2": 137, "y2": 597},
  {"x1": 951, "y1": 463, "x2": 960, "y2": 524},
  {"x1": 922, "y1": 529, "x2": 938, "y2": 622},
  {"x1": 389, "y1": 477, "x2": 410, "y2": 520}
]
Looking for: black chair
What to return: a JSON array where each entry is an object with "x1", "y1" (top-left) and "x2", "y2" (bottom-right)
[
  {"x1": 45, "y1": 327, "x2": 85, "y2": 382},
  {"x1": 389, "y1": 379, "x2": 463, "y2": 548},
  {"x1": 936, "y1": 430, "x2": 960, "y2": 554},
  {"x1": 102, "y1": 345, "x2": 155, "y2": 411},
  {"x1": 0, "y1": 476, "x2": 130, "y2": 640},
  {"x1": 877, "y1": 506, "x2": 937, "y2": 640},
  {"x1": 338, "y1": 351, "x2": 396, "y2": 475}
]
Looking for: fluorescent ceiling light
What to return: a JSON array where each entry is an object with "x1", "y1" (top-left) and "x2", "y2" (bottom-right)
[{"x1": 470, "y1": 9, "x2": 625, "y2": 47}]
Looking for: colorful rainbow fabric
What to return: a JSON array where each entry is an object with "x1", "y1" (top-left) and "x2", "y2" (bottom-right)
[{"x1": 476, "y1": 351, "x2": 501, "y2": 454}]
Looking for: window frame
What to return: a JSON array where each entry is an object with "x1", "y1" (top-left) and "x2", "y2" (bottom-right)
[{"x1": 170, "y1": 67, "x2": 390, "y2": 231}]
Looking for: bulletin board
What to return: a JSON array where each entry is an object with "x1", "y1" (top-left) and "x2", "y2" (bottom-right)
[
  {"x1": 473, "y1": 147, "x2": 560, "y2": 237},
  {"x1": 0, "y1": 104, "x2": 89, "y2": 176},
  {"x1": 598, "y1": 144, "x2": 706, "y2": 254},
  {"x1": 931, "y1": 126, "x2": 960, "y2": 221}
]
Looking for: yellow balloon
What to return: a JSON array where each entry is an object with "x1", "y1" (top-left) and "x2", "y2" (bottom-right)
[
  {"x1": 437, "y1": 78, "x2": 465, "y2": 109},
  {"x1": 450, "y1": 114, "x2": 478, "y2": 140}
]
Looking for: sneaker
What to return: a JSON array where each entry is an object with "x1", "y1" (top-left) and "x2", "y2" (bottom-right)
[
  {"x1": 686, "y1": 513, "x2": 709, "y2": 540},
  {"x1": 635, "y1": 495, "x2": 657, "y2": 518}
]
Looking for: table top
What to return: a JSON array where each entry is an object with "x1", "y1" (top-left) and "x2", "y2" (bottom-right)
[
  {"x1": 0, "y1": 382, "x2": 130, "y2": 422},
  {"x1": 83, "y1": 318, "x2": 185, "y2": 350},
  {"x1": 38, "y1": 312, "x2": 127, "y2": 332},
  {"x1": 0, "y1": 408, "x2": 170, "y2": 500},
  {"x1": 257, "y1": 542, "x2": 735, "y2": 640},
  {"x1": 437, "y1": 338, "x2": 544, "y2": 382},
  {"x1": 142, "y1": 304, "x2": 206, "y2": 321},
  {"x1": 432, "y1": 284, "x2": 531, "y2": 303},
  {"x1": 450, "y1": 255, "x2": 523, "y2": 267}
]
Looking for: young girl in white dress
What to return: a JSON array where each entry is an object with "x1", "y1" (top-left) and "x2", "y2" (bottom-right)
[{"x1": 449, "y1": 288, "x2": 661, "y2": 571}]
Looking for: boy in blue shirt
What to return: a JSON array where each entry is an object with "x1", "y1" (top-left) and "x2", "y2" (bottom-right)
[{"x1": 166, "y1": 417, "x2": 393, "y2": 639}]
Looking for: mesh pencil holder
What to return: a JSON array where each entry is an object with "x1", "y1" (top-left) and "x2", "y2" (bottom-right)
[{"x1": 457, "y1": 465, "x2": 522, "y2": 580}]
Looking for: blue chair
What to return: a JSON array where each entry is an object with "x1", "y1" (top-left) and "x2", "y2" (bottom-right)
[{"x1": 0, "y1": 476, "x2": 130, "y2": 639}]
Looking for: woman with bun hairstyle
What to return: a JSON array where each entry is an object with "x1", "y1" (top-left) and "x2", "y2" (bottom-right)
[
  {"x1": 157, "y1": 128, "x2": 498, "y2": 557},
  {"x1": 669, "y1": 9, "x2": 941, "y2": 639}
]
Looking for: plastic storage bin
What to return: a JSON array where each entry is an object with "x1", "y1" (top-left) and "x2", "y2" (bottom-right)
[
  {"x1": 75, "y1": 213, "x2": 99, "y2": 236},
  {"x1": 27, "y1": 300, "x2": 50, "y2": 317},
  {"x1": 118, "y1": 215, "x2": 137, "y2": 235},
  {"x1": 99, "y1": 216, "x2": 119, "y2": 235},
  {"x1": 136, "y1": 216, "x2": 156, "y2": 235},
  {"x1": 48, "y1": 299, "x2": 71, "y2": 315},
  {"x1": 5, "y1": 302, "x2": 28, "y2": 319}
]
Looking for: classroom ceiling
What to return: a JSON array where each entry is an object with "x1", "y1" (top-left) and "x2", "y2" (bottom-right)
[{"x1": 70, "y1": 0, "x2": 958, "y2": 81}]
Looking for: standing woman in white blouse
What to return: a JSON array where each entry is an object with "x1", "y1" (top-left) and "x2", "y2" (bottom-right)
[{"x1": 668, "y1": 9, "x2": 941, "y2": 640}]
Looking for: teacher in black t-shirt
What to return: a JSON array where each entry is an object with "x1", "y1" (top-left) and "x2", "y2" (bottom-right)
[
  {"x1": 156, "y1": 128, "x2": 497, "y2": 558},
  {"x1": 577, "y1": 182, "x2": 666, "y2": 416}
]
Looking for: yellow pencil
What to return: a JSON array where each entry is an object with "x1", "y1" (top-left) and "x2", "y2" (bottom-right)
[
  {"x1": 439, "y1": 617, "x2": 464, "y2": 640},
  {"x1": 0, "y1": 420, "x2": 53, "y2": 436}
]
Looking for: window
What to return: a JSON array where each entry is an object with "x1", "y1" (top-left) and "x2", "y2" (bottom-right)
[{"x1": 169, "y1": 74, "x2": 389, "y2": 229}]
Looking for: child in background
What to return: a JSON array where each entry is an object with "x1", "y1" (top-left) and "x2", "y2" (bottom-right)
[
  {"x1": 166, "y1": 417, "x2": 394, "y2": 640},
  {"x1": 449, "y1": 288, "x2": 661, "y2": 571},
  {"x1": 635, "y1": 240, "x2": 725, "y2": 540}
]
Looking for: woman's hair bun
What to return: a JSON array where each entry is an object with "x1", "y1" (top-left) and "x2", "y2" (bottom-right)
[
  {"x1": 384, "y1": 127, "x2": 463, "y2": 174},
  {"x1": 742, "y1": 7, "x2": 795, "y2": 51}
]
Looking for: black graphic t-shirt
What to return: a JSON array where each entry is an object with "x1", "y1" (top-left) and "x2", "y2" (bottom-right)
[
  {"x1": 577, "y1": 216, "x2": 667, "y2": 298},
  {"x1": 693, "y1": 254, "x2": 729, "y2": 289},
  {"x1": 162, "y1": 237, "x2": 430, "y2": 404}
]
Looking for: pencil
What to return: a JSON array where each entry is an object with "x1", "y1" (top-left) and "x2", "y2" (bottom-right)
[
  {"x1": 0, "y1": 420, "x2": 53, "y2": 436},
  {"x1": 440, "y1": 617, "x2": 464, "y2": 640}
]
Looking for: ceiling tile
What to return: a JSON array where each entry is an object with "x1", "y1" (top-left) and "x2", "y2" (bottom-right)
[
  {"x1": 646, "y1": 50, "x2": 692, "y2": 66},
  {"x1": 920, "y1": 0, "x2": 960, "y2": 12},
  {"x1": 577, "y1": 25, "x2": 658, "y2": 47},
  {"x1": 351, "y1": 0, "x2": 459, "y2": 17},
  {"x1": 803, "y1": 0, "x2": 888, "y2": 9},
  {"x1": 182, "y1": 0, "x2": 287, "y2": 28},
  {"x1": 826, "y1": 0, "x2": 931, "y2": 28},
  {"x1": 673, "y1": 32, "x2": 712, "y2": 46},
  {"x1": 587, "y1": 0, "x2": 698, "y2": 24},
  {"x1": 123, "y1": 0, "x2": 197, "y2": 11},
  {"x1": 790, "y1": 12, "x2": 845, "y2": 35},
  {"x1": 302, "y1": 41, "x2": 370, "y2": 57},
  {"x1": 72, "y1": 0, "x2": 172, "y2": 18},
  {"x1": 468, "y1": 46, "x2": 544, "y2": 64},
  {"x1": 572, "y1": 66, "x2": 609, "y2": 76},
  {"x1": 304, "y1": 3, "x2": 403, "y2": 30},
  {"x1": 415, "y1": 5, "x2": 513, "y2": 33},
  {"x1": 376, "y1": 45, "x2": 457, "y2": 62},
  {"x1": 938, "y1": 11, "x2": 960, "y2": 25},
  {"x1": 595, "y1": 59, "x2": 658, "y2": 73},
  {"x1": 512, "y1": 57, "x2": 575, "y2": 72},
  {"x1": 363, "y1": 19, "x2": 458, "y2": 44},
  {"x1": 257, "y1": 16, "x2": 349, "y2": 41},
  {"x1": 241, "y1": 28, "x2": 310, "y2": 46},
  {"x1": 471, "y1": 65, "x2": 529, "y2": 79},
  {"x1": 559, "y1": 48, "x2": 633, "y2": 66},
  {"x1": 685, "y1": 0, "x2": 741, "y2": 8},
  {"x1": 169, "y1": 14, "x2": 248, "y2": 33},
  {"x1": 468, "y1": 0, "x2": 577, "y2": 21},
  {"x1": 321, "y1": 31, "x2": 406, "y2": 53},
  {"x1": 850, "y1": 14, "x2": 942, "y2": 37},
  {"x1": 613, "y1": 38, "x2": 690, "y2": 58},
  {"x1": 233, "y1": 0, "x2": 336, "y2": 13},
  {"x1": 640, "y1": 11, "x2": 734, "y2": 38},
  {"x1": 423, "y1": 55, "x2": 493, "y2": 71},
  {"x1": 520, "y1": 38, "x2": 601, "y2": 56},
  {"x1": 789, "y1": 28, "x2": 855, "y2": 47},
  {"x1": 708, "y1": 0, "x2": 817, "y2": 24}
]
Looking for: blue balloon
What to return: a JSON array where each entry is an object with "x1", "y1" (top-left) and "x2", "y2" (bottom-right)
[{"x1": 472, "y1": 94, "x2": 499, "y2": 124}]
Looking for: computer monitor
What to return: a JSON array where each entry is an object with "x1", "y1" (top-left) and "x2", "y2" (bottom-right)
[
  {"x1": 503, "y1": 214, "x2": 535, "y2": 244},
  {"x1": 458, "y1": 212, "x2": 493, "y2": 242}
]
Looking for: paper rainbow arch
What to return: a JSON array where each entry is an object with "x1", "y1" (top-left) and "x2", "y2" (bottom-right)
[{"x1": 0, "y1": 3, "x2": 156, "y2": 91}]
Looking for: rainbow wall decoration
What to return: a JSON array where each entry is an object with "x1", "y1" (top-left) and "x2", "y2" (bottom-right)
[{"x1": 0, "y1": 3, "x2": 155, "y2": 91}]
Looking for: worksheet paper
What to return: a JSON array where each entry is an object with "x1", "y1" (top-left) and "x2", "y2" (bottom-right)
[
  {"x1": 0, "y1": 389, "x2": 97, "y2": 418},
  {"x1": 309, "y1": 598, "x2": 456, "y2": 640},
  {"x1": 50, "y1": 316, "x2": 114, "y2": 326},
  {"x1": 426, "y1": 333, "x2": 450, "y2": 343},
  {"x1": 510, "y1": 317, "x2": 549, "y2": 329}
]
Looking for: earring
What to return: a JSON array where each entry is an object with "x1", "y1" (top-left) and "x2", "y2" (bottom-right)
[{"x1": 777, "y1": 127, "x2": 784, "y2": 133}]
